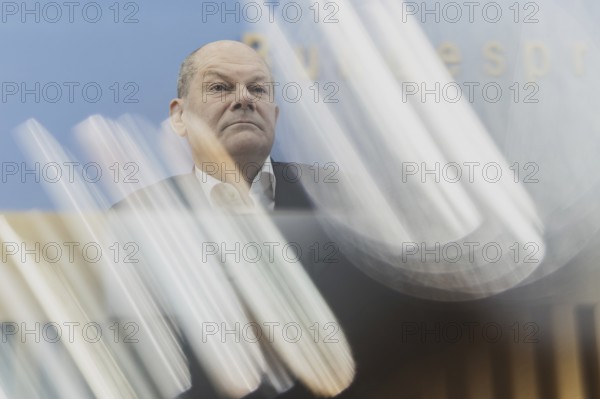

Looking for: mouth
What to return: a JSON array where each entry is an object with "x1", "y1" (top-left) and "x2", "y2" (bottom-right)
[{"x1": 227, "y1": 121, "x2": 260, "y2": 128}]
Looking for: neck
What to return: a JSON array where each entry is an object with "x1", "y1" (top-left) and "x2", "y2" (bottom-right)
[{"x1": 195, "y1": 155, "x2": 266, "y2": 186}]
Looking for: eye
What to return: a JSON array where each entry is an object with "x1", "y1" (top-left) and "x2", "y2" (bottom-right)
[
  {"x1": 208, "y1": 82, "x2": 230, "y2": 92},
  {"x1": 249, "y1": 85, "x2": 267, "y2": 95}
]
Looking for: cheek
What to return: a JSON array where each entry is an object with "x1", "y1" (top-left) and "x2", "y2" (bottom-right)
[
  {"x1": 261, "y1": 105, "x2": 278, "y2": 128},
  {"x1": 184, "y1": 104, "x2": 220, "y2": 133}
]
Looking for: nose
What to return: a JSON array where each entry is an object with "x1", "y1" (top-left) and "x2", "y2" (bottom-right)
[{"x1": 230, "y1": 84, "x2": 256, "y2": 111}]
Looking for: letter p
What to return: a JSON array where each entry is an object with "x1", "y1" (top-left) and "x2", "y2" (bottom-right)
[{"x1": 201, "y1": 2, "x2": 219, "y2": 22}]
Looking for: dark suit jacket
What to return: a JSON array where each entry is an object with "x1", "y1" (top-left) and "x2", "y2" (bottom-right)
[
  {"x1": 111, "y1": 162, "x2": 465, "y2": 399},
  {"x1": 111, "y1": 162, "x2": 329, "y2": 399}
]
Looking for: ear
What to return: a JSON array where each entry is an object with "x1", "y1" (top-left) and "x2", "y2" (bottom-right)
[
  {"x1": 169, "y1": 98, "x2": 187, "y2": 137},
  {"x1": 275, "y1": 104, "x2": 280, "y2": 123}
]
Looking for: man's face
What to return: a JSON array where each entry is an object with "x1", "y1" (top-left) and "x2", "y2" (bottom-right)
[{"x1": 172, "y1": 42, "x2": 279, "y2": 167}]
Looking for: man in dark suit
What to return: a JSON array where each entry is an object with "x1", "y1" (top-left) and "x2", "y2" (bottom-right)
[
  {"x1": 112, "y1": 39, "x2": 553, "y2": 399},
  {"x1": 167, "y1": 39, "x2": 289, "y2": 211},
  {"x1": 115, "y1": 40, "x2": 315, "y2": 212},
  {"x1": 111, "y1": 40, "x2": 345, "y2": 399},
  {"x1": 114, "y1": 39, "x2": 474, "y2": 399}
]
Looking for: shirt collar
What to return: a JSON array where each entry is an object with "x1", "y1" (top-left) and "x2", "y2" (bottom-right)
[
  {"x1": 194, "y1": 156, "x2": 275, "y2": 207},
  {"x1": 251, "y1": 156, "x2": 276, "y2": 202}
]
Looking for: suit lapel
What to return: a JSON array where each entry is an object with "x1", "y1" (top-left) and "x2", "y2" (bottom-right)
[{"x1": 272, "y1": 162, "x2": 314, "y2": 210}]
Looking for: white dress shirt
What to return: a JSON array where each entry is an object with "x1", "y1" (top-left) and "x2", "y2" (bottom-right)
[{"x1": 194, "y1": 156, "x2": 276, "y2": 210}]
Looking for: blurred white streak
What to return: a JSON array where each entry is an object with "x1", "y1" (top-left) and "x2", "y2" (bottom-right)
[
  {"x1": 158, "y1": 119, "x2": 194, "y2": 176},
  {"x1": 75, "y1": 115, "x2": 268, "y2": 397},
  {"x1": 14, "y1": 119, "x2": 191, "y2": 398},
  {"x1": 0, "y1": 215, "x2": 78, "y2": 399},
  {"x1": 154, "y1": 115, "x2": 355, "y2": 395},
  {"x1": 0, "y1": 216, "x2": 132, "y2": 398},
  {"x1": 496, "y1": 1, "x2": 600, "y2": 285},
  {"x1": 373, "y1": 0, "x2": 541, "y2": 241},
  {"x1": 256, "y1": 0, "x2": 546, "y2": 299},
  {"x1": 74, "y1": 113, "x2": 355, "y2": 396}
]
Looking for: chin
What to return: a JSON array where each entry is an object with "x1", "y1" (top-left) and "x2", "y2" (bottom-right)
[
  {"x1": 224, "y1": 132, "x2": 271, "y2": 157},
  {"x1": 228, "y1": 144, "x2": 269, "y2": 159}
]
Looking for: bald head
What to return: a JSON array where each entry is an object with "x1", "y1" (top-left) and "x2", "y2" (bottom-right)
[{"x1": 177, "y1": 40, "x2": 271, "y2": 98}]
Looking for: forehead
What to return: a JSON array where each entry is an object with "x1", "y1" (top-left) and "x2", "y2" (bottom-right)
[{"x1": 195, "y1": 47, "x2": 271, "y2": 81}]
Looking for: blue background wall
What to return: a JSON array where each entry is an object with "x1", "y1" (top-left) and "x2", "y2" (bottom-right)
[{"x1": 1, "y1": 0, "x2": 598, "y2": 210}]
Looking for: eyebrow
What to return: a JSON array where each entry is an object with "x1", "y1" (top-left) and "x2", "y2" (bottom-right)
[{"x1": 202, "y1": 70, "x2": 270, "y2": 83}]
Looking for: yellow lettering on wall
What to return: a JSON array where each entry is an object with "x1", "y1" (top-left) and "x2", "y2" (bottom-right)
[
  {"x1": 573, "y1": 43, "x2": 587, "y2": 76},
  {"x1": 524, "y1": 41, "x2": 550, "y2": 81},
  {"x1": 437, "y1": 41, "x2": 461, "y2": 77},
  {"x1": 383, "y1": 53, "x2": 405, "y2": 81},
  {"x1": 294, "y1": 46, "x2": 320, "y2": 80},
  {"x1": 483, "y1": 41, "x2": 506, "y2": 76},
  {"x1": 242, "y1": 32, "x2": 271, "y2": 65}
]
